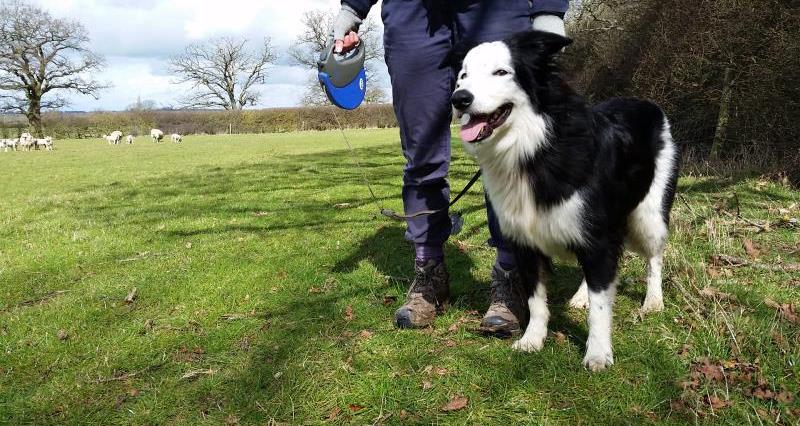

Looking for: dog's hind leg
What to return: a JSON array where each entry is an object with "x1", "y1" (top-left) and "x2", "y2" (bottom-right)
[
  {"x1": 641, "y1": 252, "x2": 665, "y2": 313},
  {"x1": 512, "y1": 279, "x2": 549, "y2": 352},
  {"x1": 569, "y1": 279, "x2": 589, "y2": 309},
  {"x1": 578, "y1": 250, "x2": 620, "y2": 372},
  {"x1": 510, "y1": 246, "x2": 549, "y2": 352}
]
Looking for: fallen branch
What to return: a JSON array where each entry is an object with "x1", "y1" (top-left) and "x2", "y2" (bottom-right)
[{"x1": 712, "y1": 254, "x2": 800, "y2": 272}]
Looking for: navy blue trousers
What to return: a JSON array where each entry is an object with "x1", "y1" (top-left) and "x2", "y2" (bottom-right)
[{"x1": 381, "y1": 0, "x2": 534, "y2": 250}]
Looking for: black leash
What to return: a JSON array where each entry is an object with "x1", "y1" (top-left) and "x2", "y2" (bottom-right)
[
  {"x1": 332, "y1": 109, "x2": 481, "y2": 227},
  {"x1": 379, "y1": 169, "x2": 482, "y2": 221}
]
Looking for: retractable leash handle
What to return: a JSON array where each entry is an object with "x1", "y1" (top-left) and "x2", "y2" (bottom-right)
[
  {"x1": 318, "y1": 36, "x2": 367, "y2": 110},
  {"x1": 319, "y1": 35, "x2": 475, "y2": 236}
]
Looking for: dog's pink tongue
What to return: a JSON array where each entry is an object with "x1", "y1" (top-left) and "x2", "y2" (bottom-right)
[{"x1": 460, "y1": 116, "x2": 488, "y2": 143}]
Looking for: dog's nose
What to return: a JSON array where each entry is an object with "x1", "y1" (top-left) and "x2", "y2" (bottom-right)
[{"x1": 451, "y1": 90, "x2": 474, "y2": 110}]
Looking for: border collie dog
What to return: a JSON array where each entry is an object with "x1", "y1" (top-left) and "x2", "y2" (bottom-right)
[{"x1": 452, "y1": 31, "x2": 679, "y2": 371}]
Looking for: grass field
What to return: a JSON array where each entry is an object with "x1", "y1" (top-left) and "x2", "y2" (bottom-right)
[{"x1": 1, "y1": 130, "x2": 798, "y2": 424}]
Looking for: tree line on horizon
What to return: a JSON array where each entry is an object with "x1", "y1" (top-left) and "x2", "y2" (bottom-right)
[{"x1": 0, "y1": 1, "x2": 388, "y2": 137}]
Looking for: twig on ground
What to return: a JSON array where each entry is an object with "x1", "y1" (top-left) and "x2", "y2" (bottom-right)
[
  {"x1": 118, "y1": 252, "x2": 169, "y2": 263},
  {"x1": 677, "y1": 193, "x2": 697, "y2": 219},
  {"x1": 11, "y1": 290, "x2": 72, "y2": 310},
  {"x1": 221, "y1": 312, "x2": 263, "y2": 321},
  {"x1": 180, "y1": 368, "x2": 217, "y2": 381},
  {"x1": 713, "y1": 254, "x2": 800, "y2": 272},
  {"x1": 720, "y1": 211, "x2": 768, "y2": 232},
  {"x1": 90, "y1": 362, "x2": 165, "y2": 384}
]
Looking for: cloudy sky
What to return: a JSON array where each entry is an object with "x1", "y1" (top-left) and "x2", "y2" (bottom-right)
[{"x1": 29, "y1": 0, "x2": 388, "y2": 111}]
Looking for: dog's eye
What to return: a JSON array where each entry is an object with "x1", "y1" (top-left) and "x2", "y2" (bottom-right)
[
  {"x1": 460, "y1": 73, "x2": 467, "y2": 80},
  {"x1": 493, "y1": 69, "x2": 509, "y2": 76}
]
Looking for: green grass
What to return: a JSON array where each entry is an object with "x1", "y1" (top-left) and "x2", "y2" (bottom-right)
[{"x1": 1, "y1": 130, "x2": 798, "y2": 424}]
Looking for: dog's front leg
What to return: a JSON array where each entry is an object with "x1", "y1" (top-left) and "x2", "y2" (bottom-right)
[
  {"x1": 578, "y1": 250, "x2": 620, "y2": 372},
  {"x1": 510, "y1": 245, "x2": 549, "y2": 352}
]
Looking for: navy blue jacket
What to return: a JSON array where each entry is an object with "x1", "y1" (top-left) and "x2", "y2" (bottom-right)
[{"x1": 343, "y1": 0, "x2": 569, "y2": 20}]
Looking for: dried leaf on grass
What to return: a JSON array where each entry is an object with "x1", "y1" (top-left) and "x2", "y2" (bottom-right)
[
  {"x1": 441, "y1": 395, "x2": 468, "y2": 412},
  {"x1": 743, "y1": 238, "x2": 761, "y2": 259},
  {"x1": 358, "y1": 330, "x2": 373, "y2": 339},
  {"x1": 326, "y1": 407, "x2": 341, "y2": 421},
  {"x1": 344, "y1": 305, "x2": 354, "y2": 321},
  {"x1": 764, "y1": 298, "x2": 799, "y2": 323},
  {"x1": 124, "y1": 287, "x2": 138, "y2": 304},
  {"x1": 706, "y1": 395, "x2": 731, "y2": 410},
  {"x1": 57, "y1": 329, "x2": 69, "y2": 341},
  {"x1": 347, "y1": 404, "x2": 364, "y2": 412}
]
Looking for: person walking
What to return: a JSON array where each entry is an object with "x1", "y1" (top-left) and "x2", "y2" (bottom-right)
[{"x1": 333, "y1": 0, "x2": 569, "y2": 336}]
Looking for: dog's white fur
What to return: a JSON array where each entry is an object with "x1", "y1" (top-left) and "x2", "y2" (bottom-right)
[{"x1": 458, "y1": 41, "x2": 675, "y2": 371}]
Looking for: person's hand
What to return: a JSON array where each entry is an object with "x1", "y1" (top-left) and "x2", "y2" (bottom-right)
[
  {"x1": 333, "y1": 6, "x2": 362, "y2": 53},
  {"x1": 335, "y1": 31, "x2": 361, "y2": 54},
  {"x1": 532, "y1": 14, "x2": 566, "y2": 37}
]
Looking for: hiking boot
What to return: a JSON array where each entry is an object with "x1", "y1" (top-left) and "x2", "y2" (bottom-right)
[
  {"x1": 480, "y1": 265, "x2": 529, "y2": 337},
  {"x1": 394, "y1": 259, "x2": 450, "y2": 329}
]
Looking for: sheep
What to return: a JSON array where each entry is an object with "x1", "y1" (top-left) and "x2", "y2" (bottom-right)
[
  {"x1": 3, "y1": 138, "x2": 18, "y2": 152},
  {"x1": 0, "y1": 139, "x2": 7, "y2": 152},
  {"x1": 170, "y1": 133, "x2": 182, "y2": 143},
  {"x1": 34, "y1": 137, "x2": 54, "y2": 151},
  {"x1": 150, "y1": 129, "x2": 164, "y2": 143},
  {"x1": 110, "y1": 131, "x2": 122, "y2": 144},
  {"x1": 18, "y1": 133, "x2": 34, "y2": 151},
  {"x1": 126, "y1": 135, "x2": 134, "y2": 144}
]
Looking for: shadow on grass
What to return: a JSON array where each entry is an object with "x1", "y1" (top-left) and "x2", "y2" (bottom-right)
[{"x1": 57, "y1": 143, "x2": 689, "y2": 423}]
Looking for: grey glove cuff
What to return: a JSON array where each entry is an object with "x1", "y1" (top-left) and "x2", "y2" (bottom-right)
[
  {"x1": 532, "y1": 14, "x2": 566, "y2": 37},
  {"x1": 333, "y1": 5, "x2": 362, "y2": 40}
]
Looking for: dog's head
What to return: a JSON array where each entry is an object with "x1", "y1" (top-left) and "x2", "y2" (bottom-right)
[{"x1": 452, "y1": 31, "x2": 571, "y2": 150}]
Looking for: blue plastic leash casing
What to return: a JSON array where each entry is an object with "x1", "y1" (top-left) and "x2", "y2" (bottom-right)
[{"x1": 318, "y1": 36, "x2": 367, "y2": 110}]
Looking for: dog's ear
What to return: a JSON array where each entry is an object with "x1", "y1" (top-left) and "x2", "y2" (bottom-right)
[{"x1": 508, "y1": 30, "x2": 573, "y2": 58}]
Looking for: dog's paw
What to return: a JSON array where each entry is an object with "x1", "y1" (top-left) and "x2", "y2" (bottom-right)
[
  {"x1": 568, "y1": 289, "x2": 588, "y2": 309},
  {"x1": 583, "y1": 351, "x2": 614, "y2": 372},
  {"x1": 511, "y1": 337, "x2": 545, "y2": 352},
  {"x1": 640, "y1": 297, "x2": 664, "y2": 314}
]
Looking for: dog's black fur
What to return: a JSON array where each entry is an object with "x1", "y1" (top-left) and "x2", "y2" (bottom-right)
[{"x1": 499, "y1": 31, "x2": 678, "y2": 295}]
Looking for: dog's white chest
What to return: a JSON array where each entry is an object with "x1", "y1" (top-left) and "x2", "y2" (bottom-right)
[{"x1": 484, "y1": 172, "x2": 585, "y2": 258}]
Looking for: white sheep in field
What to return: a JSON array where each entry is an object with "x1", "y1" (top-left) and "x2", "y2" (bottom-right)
[
  {"x1": 34, "y1": 137, "x2": 54, "y2": 151},
  {"x1": 0, "y1": 139, "x2": 8, "y2": 152},
  {"x1": 110, "y1": 131, "x2": 123, "y2": 144},
  {"x1": 150, "y1": 129, "x2": 164, "y2": 143},
  {"x1": 18, "y1": 133, "x2": 35, "y2": 151},
  {"x1": 126, "y1": 135, "x2": 134, "y2": 144},
  {"x1": 170, "y1": 133, "x2": 182, "y2": 143},
  {"x1": 4, "y1": 138, "x2": 18, "y2": 151},
  {"x1": 101, "y1": 134, "x2": 116, "y2": 145}
]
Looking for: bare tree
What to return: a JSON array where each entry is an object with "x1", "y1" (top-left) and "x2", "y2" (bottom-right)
[
  {"x1": 169, "y1": 37, "x2": 276, "y2": 110},
  {"x1": 0, "y1": 0, "x2": 107, "y2": 136},
  {"x1": 289, "y1": 9, "x2": 387, "y2": 106}
]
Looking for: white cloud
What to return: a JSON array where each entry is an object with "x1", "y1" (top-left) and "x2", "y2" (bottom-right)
[{"x1": 27, "y1": 0, "x2": 389, "y2": 111}]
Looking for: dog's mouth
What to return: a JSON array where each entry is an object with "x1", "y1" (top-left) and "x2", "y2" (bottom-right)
[{"x1": 459, "y1": 103, "x2": 513, "y2": 143}]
